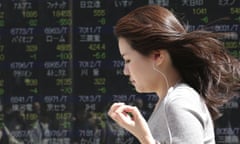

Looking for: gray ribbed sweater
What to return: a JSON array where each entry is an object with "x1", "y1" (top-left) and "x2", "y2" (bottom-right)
[{"x1": 148, "y1": 83, "x2": 215, "y2": 144}]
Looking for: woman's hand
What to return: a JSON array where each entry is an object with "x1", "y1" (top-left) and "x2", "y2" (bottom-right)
[{"x1": 108, "y1": 102, "x2": 155, "y2": 144}]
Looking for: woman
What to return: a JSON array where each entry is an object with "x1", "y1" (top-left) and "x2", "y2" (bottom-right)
[{"x1": 108, "y1": 5, "x2": 240, "y2": 144}]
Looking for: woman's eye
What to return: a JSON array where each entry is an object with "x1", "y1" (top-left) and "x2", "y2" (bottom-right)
[{"x1": 124, "y1": 59, "x2": 130, "y2": 64}]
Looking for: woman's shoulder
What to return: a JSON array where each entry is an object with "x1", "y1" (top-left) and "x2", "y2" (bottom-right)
[
  {"x1": 167, "y1": 83, "x2": 199, "y2": 97},
  {"x1": 164, "y1": 83, "x2": 205, "y2": 111}
]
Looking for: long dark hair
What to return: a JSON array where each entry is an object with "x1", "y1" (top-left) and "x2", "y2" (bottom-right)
[{"x1": 114, "y1": 5, "x2": 240, "y2": 120}]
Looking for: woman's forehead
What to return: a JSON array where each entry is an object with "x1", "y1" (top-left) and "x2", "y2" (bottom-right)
[{"x1": 118, "y1": 38, "x2": 133, "y2": 55}]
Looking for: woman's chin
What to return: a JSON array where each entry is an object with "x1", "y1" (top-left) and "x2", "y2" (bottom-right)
[
  {"x1": 134, "y1": 86, "x2": 154, "y2": 93},
  {"x1": 134, "y1": 87, "x2": 147, "y2": 93}
]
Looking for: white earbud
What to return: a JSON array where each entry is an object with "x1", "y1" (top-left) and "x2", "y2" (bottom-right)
[
  {"x1": 152, "y1": 63, "x2": 173, "y2": 144},
  {"x1": 152, "y1": 63, "x2": 169, "y2": 89}
]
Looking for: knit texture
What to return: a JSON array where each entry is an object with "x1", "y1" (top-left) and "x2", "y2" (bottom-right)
[{"x1": 148, "y1": 83, "x2": 215, "y2": 144}]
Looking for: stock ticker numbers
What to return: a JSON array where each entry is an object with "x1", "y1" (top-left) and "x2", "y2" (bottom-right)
[
  {"x1": 72, "y1": 2, "x2": 108, "y2": 143},
  {"x1": 0, "y1": 0, "x2": 73, "y2": 144},
  {"x1": 0, "y1": 0, "x2": 239, "y2": 144},
  {"x1": 40, "y1": 1, "x2": 73, "y2": 144}
]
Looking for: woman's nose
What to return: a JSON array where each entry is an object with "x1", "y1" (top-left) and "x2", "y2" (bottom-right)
[{"x1": 123, "y1": 64, "x2": 129, "y2": 76}]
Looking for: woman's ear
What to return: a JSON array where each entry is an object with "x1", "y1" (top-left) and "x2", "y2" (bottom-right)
[{"x1": 153, "y1": 50, "x2": 164, "y2": 66}]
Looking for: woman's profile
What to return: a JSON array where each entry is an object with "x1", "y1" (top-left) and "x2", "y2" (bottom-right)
[{"x1": 108, "y1": 5, "x2": 240, "y2": 144}]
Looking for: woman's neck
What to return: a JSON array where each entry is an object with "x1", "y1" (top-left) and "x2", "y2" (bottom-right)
[{"x1": 156, "y1": 71, "x2": 181, "y2": 99}]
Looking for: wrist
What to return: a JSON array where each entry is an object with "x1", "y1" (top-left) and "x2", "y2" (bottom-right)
[{"x1": 138, "y1": 135, "x2": 155, "y2": 144}]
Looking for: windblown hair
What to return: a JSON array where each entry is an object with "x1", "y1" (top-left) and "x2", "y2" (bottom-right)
[{"x1": 114, "y1": 5, "x2": 240, "y2": 120}]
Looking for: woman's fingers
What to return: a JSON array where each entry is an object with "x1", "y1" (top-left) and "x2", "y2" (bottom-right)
[
  {"x1": 109, "y1": 103, "x2": 141, "y2": 125},
  {"x1": 108, "y1": 102, "x2": 125, "y2": 118},
  {"x1": 108, "y1": 103, "x2": 153, "y2": 141}
]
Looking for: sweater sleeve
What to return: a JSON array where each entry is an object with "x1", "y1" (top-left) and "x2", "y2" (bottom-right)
[{"x1": 164, "y1": 90, "x2": 207, "y2": 144}]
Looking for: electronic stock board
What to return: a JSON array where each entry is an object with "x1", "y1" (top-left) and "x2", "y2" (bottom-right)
[{"x1": 0, "y1": 0, "x2": 239, "y2": 144}]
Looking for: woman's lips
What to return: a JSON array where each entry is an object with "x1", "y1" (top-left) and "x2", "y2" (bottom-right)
[{"x1": 130, "y1": 79, "x2": 135, "y2": 85}]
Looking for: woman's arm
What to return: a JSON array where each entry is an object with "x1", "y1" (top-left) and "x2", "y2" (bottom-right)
[{"x1": 108, "y1": 102, "x2": 156, "y2": 144}]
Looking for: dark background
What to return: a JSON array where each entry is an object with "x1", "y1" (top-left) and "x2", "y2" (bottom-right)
[{"x1": 0, "y1": 0, "x2": 239, "y2": 144}]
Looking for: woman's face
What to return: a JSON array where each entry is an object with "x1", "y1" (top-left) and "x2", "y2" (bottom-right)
[{"x1": 118, "y1": 37, "x2": 160, "y2": 93}]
